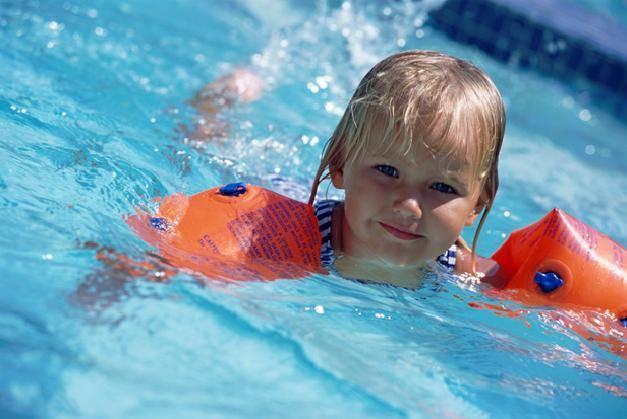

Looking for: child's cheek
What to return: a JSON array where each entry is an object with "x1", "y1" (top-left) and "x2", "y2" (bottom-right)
[
  {"x1": 433, "y1": 205, "x2": 467, "y2": 233},
  {"x1": 364, "y1": 169, "x2": 392, "y2": 188}
]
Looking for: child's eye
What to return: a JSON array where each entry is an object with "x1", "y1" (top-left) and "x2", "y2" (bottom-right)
[
  {"x1": 374, "y1": 165, "x2": 399, "y2": 178},
  {"x1": 430, "y1": 182, "x2": 457, "y2": 194}
]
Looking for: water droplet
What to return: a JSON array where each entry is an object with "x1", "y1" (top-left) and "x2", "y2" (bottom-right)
[
  {"x1": 315, "y1": 76, "x2": 329, "y2": 89},
  {"x1": 584, "y1": 145, "x2": 596, "y2": 155},
  {"x1": 578, "y1": 109, "x2": 591, "y2": 121},
  {"x1": 314, "y1": 305, "x2": 325, "y2": 314}
]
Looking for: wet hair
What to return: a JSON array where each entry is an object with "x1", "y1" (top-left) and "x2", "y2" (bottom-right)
[{"x1": 309, "y1": 50, "x2": 506, "y2": 270}]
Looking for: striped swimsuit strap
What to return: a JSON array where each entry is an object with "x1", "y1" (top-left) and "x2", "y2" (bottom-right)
[{"x1": 313, "y1": 199, "x2": 337, "y2": 267}]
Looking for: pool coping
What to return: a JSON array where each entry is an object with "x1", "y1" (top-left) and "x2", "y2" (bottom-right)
[{"x1": 429, "y1": 0, "x2": 627, "y2": 116}]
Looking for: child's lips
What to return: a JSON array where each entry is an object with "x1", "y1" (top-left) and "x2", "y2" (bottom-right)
[{"x1": 378, "y1": 222, "x2": 423, "y2": 241}]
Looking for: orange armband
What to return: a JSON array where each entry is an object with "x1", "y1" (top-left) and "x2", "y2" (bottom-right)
[
  {"x1": 492, "y1": 209, "x2": 626, "y2": 324},
  {"x1": 127, "y1": 183, "x2": 322, "y2": 281}
]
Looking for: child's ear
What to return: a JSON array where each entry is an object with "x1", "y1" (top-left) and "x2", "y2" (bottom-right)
[
  {"x1": 464, "y1": 208, "x2": 481, "y2": 226},
  {"x1": 465, "y1": 195, "x2": 487, "y2": 226},
  {"x1": 464, "y1": 189, "x2": 491, "y2": 227},
  {"x1": 330, "y1": 167, "x2": 344, "y2": 189}
]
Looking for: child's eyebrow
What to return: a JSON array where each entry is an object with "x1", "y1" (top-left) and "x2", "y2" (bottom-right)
[
  {"x1": 445, "y1": 174, "x2": 469, "y2": 186},
  {"x1": 368, "y1": 150, "x2": 476, "y2": 179},
  {"x1": 434, "y1": 160, "x2": 478, "y2": 184},
  {"x1": 439, "y1": 155, "x2": 476, "y2": 174}
]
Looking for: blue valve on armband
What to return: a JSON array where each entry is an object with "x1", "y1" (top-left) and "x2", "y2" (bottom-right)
[
  {"x1": 150, "y1": 217, "x2": 170, "y2": 231},
  {"x1": 620, "y1": 318, "x2": 627, "y2": 328},
  {"x1": 534, "y1": 271, "x2": 564, "y2": 293},
  {"x1": 219, "y1": 182, "x2": 247, "y2": 197}
]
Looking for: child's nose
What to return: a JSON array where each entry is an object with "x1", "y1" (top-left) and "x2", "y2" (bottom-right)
[{"x1": 393, "y1": 196, "x2": 423, "y2": 220}]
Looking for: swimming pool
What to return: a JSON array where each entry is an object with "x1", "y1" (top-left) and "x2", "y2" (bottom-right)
[{"x1": 1, "y1": 0, "x2": 625, "y2": 417}]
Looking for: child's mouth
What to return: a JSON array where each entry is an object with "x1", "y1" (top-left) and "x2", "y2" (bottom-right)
[{"x1": 379, "y1": 222, "x2": 422, "y2": 241}]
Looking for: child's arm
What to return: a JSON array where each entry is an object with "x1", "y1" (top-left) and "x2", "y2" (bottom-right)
[
  {"x1": 455, "y1": 246, "x2": 509, "y2": 288},
  {"x1": 72, "y1": 242, "x2": 177, "y2": 312}
]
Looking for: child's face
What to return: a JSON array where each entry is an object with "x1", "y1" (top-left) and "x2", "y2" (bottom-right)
[{"x1": 332, "y1": 136, "x2": 482, "y2": 268}]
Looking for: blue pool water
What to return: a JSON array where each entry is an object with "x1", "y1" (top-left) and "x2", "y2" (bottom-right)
[{"x1": 1, "y1": 0, "x2": 625, "y2": 417}]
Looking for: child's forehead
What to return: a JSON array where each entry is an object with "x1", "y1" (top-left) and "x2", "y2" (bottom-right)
[
  {"x1": 367, "y1": 109, "x2": 478, "y2": 155},
  {"x1": 350, "y1": 108, "x2": 489, "y2": 180},
  {"x1": 366, "y1": 140, "x2": 473, "y2": 172}
]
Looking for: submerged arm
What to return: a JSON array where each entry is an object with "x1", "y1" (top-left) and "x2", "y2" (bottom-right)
[{"x1": 454, "y1": 246, "x2": 508, "y2": 288}]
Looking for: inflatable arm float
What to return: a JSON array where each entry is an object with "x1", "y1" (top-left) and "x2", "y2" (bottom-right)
[
  {"x1": 491, "y1": 208, "x2": 626, "y2": 324},
  {"x1": 127, "y1": 183, "x2": 321, "y2": 281}
]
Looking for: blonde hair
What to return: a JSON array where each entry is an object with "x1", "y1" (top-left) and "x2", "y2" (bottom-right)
[{"x1": 309, "y1": 50, "x2": 506, "y2": 270}]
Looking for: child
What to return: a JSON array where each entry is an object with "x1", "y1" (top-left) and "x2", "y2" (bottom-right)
[
  {"x1": 93, "y1": 50, "x2": 506, "y2": 289},
  {"x1": 308, "y1": 50, "x2": 506, "y2": 287}
]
